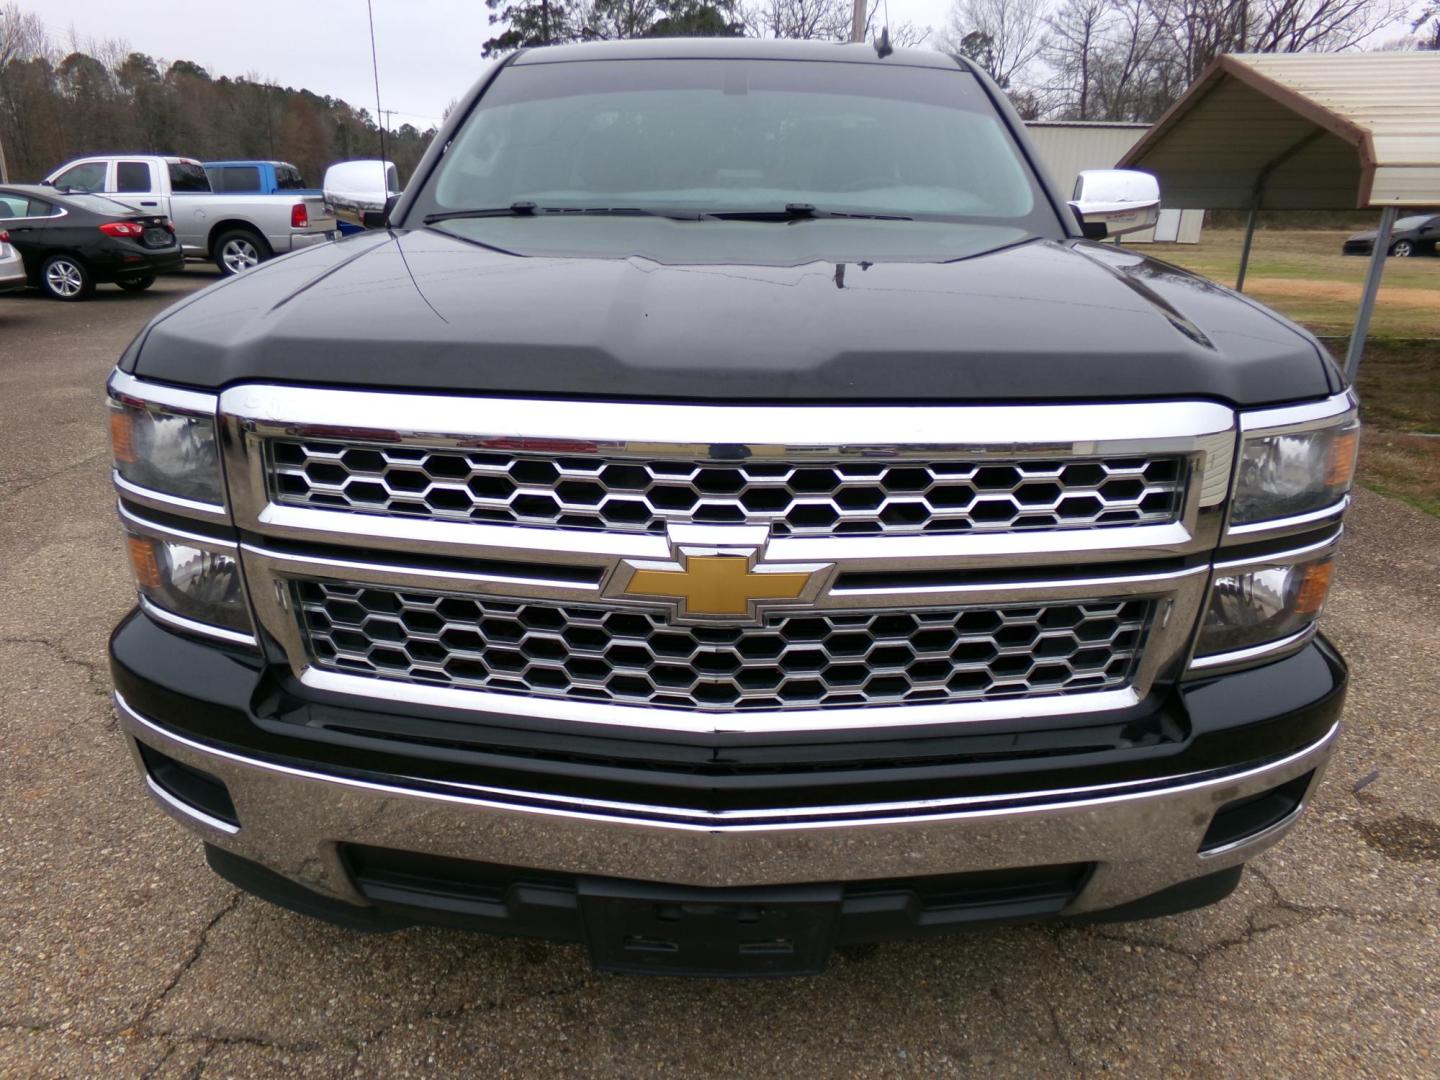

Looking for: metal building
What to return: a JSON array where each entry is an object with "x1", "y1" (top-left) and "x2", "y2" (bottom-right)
[{"x1": 1026, "y1": 121, "x2": 1205, "y2": 243}]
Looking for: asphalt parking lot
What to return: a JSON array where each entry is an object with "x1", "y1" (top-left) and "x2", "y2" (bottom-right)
[{"x1": 1, "y1": 270, "x2": 1438, "y2": 1079}]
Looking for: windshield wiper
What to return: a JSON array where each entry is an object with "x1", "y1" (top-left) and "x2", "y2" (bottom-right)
[
  {"x1": 707, "y1": 204, "x2": 914, "y2": 223},
  {"x1": 423, "y1": 203, "x2": 713, "y2": 225}
]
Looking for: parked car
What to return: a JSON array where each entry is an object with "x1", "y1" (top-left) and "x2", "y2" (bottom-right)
[
  {"x1": 43, "y1": 155, "x2": 337, "y2": 275},
  {"x1": 1342, "y1": 213, "x2": 1440, "y2": 257},
  {"x1": 203, "y1": 160, "x2": 316, "y2": 196},
  {"x1": 109, "y1": 40, "x2": 1354, "y2": 978},
  {"x1": 0, "y1": 230, "x2": 25, "y2": 294},
  {"x1": 0, "y1": 185, "x2": 182, "y2": 300}
]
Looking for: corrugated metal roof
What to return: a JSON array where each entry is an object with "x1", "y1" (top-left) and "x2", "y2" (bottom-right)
[{"x1": 1119, "y1": 52, "x2": 1440, "y2": 209}]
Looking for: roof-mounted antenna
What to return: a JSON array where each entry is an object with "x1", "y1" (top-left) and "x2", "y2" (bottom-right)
[
  {"x1": 366, "y1": 0, "x2": 388, "y2": 169},
  {"x1": 874, "y1": 25, "x2": 893, "y2": 58}
]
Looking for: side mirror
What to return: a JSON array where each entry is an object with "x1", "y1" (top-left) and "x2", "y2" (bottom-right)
[
  {"x1": 323, "y1": 160, "x2": 401, "y2": 229},
  {"x1": 1069, "y1": 169, "x2": 1161, "y2": 240},
  {"x1": 360, "y1": 194, "x2": 402, "y2": 230}
]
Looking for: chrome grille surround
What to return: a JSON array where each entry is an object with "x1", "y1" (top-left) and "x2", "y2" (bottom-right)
[
  {"x1": 219, "y1": 386, "x2": 1237, "y2": 734},
  {"x1": 267, "y1": 438, "x2": 1186, "y2": 537},
  {"x1": 295, "y1": 580, "x2": 1152, "y2": 713}
]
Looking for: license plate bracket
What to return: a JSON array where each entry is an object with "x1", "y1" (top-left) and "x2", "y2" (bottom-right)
[{"x1": 578, "y1": 879, "x2": 841, "y2": 977}]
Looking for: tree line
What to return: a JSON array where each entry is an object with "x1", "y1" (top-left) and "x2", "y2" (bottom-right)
[
  {"x1": 941, "y1": 0, "x2": 1426, "y2": 120},
  {"x1": 2, "y1": 0, "x2": 1431, "y2": 188},
  {"x1": 488, "y1": 0, "x2": 1430, "y2": 122},
  {"x1": 0, "y1": 5, "x2": 433, "y2": 186}
]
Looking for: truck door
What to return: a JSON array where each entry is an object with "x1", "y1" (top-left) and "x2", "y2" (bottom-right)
[{"x1": 114, "y1": 160, "x2": 165, "y2": 214}]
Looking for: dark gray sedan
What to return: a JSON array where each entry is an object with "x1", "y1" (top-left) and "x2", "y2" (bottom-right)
[{"x1": 1342, "y1": 213, "x2": 1440, "y2": 257}]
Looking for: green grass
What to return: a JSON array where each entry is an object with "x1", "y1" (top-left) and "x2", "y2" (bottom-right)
[
  {"x1": 1134, "y1": 229, "x2": 1440, "y2": 517},
  {"x1": 1144, "y1": 228, "x2": 1440, "y2": 339}
]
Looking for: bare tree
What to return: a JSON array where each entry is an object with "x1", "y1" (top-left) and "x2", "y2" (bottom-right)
[
  {"x1": 1045, "y1": 0, "x2": 1109, "y2": 118},
  {"x1": 938, "y1": 0, "x2": 1048, "y2": 91},
  {"x1": 1247, "y1": 0, "x2": 1409, "y2": 52},
  {"x1": 741, "y1": 0, "x2": 928, "y2": 45},
  {"x1": 1144, "y1": 0, "x2": 1407, "y2": 83}
]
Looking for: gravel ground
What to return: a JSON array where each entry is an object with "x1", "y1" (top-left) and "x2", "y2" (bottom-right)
[{"x1": 1, "y1": 271, "x2": 1437, "y2": 1079}]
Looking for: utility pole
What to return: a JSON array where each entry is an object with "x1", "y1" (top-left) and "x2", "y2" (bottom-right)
[
  {"x1": 0, "y1": 131, "x2": 8, "y2": 183},
  {"x1": 850, "y1": 0, "x2": 866, "y2": 42}
]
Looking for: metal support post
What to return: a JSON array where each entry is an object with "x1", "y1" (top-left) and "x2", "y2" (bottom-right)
[{"x1": 1344, "y1": 206, "x2": 1398, "y2": 383}]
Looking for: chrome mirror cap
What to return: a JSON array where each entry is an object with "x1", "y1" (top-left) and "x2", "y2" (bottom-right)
[
  {"x1": 322, "y1": 159, "x2": 401, "y2": 228},
  {"x1": 1069, "y1": 169, "x2": 1162, "y2": 239}
]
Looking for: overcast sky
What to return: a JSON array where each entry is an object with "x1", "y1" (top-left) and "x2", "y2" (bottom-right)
[{"x1": 19, "y1": 0, "x2": 957, "y2": 129}]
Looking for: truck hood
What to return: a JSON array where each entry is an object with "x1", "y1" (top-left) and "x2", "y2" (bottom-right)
[{"x1": 127, "y1": 229, "x2": 1339, "y2": 406}]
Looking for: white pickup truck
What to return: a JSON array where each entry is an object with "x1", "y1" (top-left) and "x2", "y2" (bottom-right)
[{"x1": 43, "y1": 155, "x2": 337, "y2": 275}]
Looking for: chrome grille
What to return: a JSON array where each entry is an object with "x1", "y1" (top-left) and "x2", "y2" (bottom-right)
[
  {"x1": 295, "y1": 581, "x2": 1152, "y2": 713},
  {"x1": 268, "y1": 440, "x2": 1186, "y2": 537}
]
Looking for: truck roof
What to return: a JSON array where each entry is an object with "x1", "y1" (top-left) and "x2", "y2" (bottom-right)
[
  {"x1": 512, "y1": 38, "x2": 962, "y2": 69},
  {"x1": 204, "y1": 160, "x2": 297, "y2": 168}
]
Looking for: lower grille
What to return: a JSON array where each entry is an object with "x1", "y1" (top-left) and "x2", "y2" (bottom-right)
[{"x1": 295, "y1": 581, "x2": 1152, "y2": 713}]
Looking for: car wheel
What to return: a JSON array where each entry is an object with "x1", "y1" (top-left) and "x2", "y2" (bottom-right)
[
  {"x1": 117, "y1": 275, "x2": 157, "y2": 293},
  {"x1": 40, "y1": 255, "x2": 93, "y2": 301},
  {"x1": 214, "y1": 229, "x2": 271, "y2": 276},
  {"x1": 1390, "y1": 240, "x2": 1414, "y2": 257}
]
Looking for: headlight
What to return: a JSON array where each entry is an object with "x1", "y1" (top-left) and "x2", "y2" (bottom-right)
[
  {"x1": 1192, "y1": 549, "x2": 1334, "y2": 664},
  {"x1": 123, "y1": 520, "x2": 253, "y2": 639},
  {"x1": 109, "y1": 394, "x2": 224, "y2": 507},
  {"x1": 1230, "y1": 415, "x2": 1357, "y2": 526}
]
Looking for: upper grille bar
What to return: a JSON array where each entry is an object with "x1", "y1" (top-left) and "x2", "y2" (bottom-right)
[
  {"x1": 219, "y1": 386, "x2": 1236, "y2": 566},
  {"x1": 268, "y1": 438, "x2": 1187, "y2": 537}
]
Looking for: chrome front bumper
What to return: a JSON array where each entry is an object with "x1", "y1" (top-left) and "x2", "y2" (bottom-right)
[{"x1": 117, "y1": 692, "x2": 1338, "y2": 916}]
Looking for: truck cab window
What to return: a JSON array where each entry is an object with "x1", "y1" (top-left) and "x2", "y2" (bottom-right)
[
  {"x1": 168, "y1": 162, "x2": 211, "y2": 192},
  {"x1": 217, "y1": 166, "x2": 260, "y2": 192},
  {"x1": 116, "y1": 162, "x2": 152, "y2": 193},
  {"x1": 52, "y1": 161, "x2": 106, "y2": 193}
]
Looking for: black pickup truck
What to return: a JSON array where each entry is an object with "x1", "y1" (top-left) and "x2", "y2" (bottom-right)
[{"x1": 107, "y1": 39, "x2": 1353, "y2": 977}]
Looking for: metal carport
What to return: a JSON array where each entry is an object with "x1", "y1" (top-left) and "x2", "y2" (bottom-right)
[{"x1": 1118, "y1": 52, "x2": 1440, "y2": 379}]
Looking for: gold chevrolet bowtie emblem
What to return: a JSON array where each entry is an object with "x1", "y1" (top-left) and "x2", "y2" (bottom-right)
[
  {"x1": 615, "y1": 547, "x2": 833, "y2": 624},
  {"x1": 627, "y1": 556, "x2": 813, "y2": 617}
]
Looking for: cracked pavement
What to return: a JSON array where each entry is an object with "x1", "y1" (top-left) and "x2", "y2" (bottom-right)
[{"x1": 2, "y1": 274, "x2": 1438, "y2": 1078}]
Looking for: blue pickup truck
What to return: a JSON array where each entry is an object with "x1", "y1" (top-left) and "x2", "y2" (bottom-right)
[
  {"x1": 206, "y1": 160, "x2": 364, "y2": 235},
  {"x1": 202, "y1": 160, "x2": 316, "y2": 196}
]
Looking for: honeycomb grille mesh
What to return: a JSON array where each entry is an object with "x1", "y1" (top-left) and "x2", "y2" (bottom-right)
[
  {"x1": 269, "y1": 440, "x2": 1185, "y2": 537},
  {"x1": 296, "y1": 581, "x2": 1152, "y2": 713}
]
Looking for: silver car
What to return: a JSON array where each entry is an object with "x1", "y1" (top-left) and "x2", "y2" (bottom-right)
[{"x1": 0, "y1": 229, "x2": 25, "y2": 293}]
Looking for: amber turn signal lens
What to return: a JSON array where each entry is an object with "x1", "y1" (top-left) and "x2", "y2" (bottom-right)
[
  {"x1": 1325, "y1": 429, "x2": 1358, "y2": 488},
  {"x1": 1294, "y1": 559, "x2": 1335, "y2": 617},
  {"x1": 126, "y1": 536, "x2": 162, "y2": 590},
  {"x1": 109, "y1": 408, "x2": 137, "y2": 464}
]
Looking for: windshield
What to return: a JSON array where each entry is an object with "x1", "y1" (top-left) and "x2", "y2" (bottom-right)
[
  {"x1": 414, "y1": 58, "x2": 1058, "y2": 259},
  {"x1": 1393, "y1": 215, "x2": 1436, "y2": 231}
]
